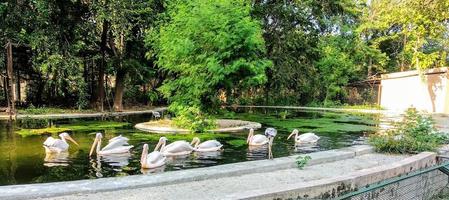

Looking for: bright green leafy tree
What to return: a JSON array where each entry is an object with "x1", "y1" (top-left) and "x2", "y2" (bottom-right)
[{"x1": 151, "y1": 0, "x2": 271, "y2": 131}]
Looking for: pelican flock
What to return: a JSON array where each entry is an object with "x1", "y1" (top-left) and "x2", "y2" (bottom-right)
[
  {"x1": 89, "y1": 133, "x2": 134, "y2": 156},
  {"x1": 287, "y1": 129, "x2": 320, "y2": 144},
  {"x1": 41, "y1": 126, "x2": 289, "y2": 171},
  {"x1": 190, "y1": 137, "x2": 223, "y2": 152},
  {"x1": 43, "y1": 132, "x2": 79, "y2": 153}
]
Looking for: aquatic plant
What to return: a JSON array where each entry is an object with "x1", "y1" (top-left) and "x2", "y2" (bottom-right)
[
  {"x1": 16, "y1": 121, "x2": 130, "y2": 137},
  {"x1": 224, "y1": 111, "x2": 376, "y2": 134},
  {"x1": 369, "y1": 108, "x2": 448, "y2": 154},
  {"x1": 295, "y1": 155, "x2": 312, "y2": 169}
]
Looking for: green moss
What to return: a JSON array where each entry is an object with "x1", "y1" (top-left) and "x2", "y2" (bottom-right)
[
  {"x1": 132, "y1": 132, "x2": 235, "y2": 142},
  {"x1": 224, "y1": 112, "x2": 377, "y2": 134},
  {"x1": 226, "y1": 139, "x2": 247, "y2": 147},
  {"x1": 16, "y1": 127, "x2": 71, "y2": 136},
  {"x1": 16, "y1": 121, "x2": 130, "y2": 137}
]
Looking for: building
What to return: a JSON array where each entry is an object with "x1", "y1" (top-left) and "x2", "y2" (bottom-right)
[{"x1": 379, "y1": 67, "x2": 449, "y2": 114}]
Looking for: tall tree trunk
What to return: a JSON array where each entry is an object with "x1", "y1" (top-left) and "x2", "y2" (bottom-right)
[
  {"x1": 113, "y1": 69, "x2": 126, "y2": 111},
  {"x1": 6, "y1": 41, "x2": 15, "y2": 116},
  {"x1": 95, "y1": 20, "x2": 109, "y2": 111}
]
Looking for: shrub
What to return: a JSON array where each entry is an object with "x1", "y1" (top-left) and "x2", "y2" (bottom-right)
[
  {"x1": 369, "y1": 108, "x2": 448, "y2": 154},
  {"x1": 172, "y1": 106, "x2": 216, "y2": 133},
  {"x1": 295, "y1": 155, "x2": 312, "y2": 169}
]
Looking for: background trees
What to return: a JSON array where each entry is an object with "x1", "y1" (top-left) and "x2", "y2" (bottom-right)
[{"x1": 0, "y1": 0, "x2": 448, "y2": 111}]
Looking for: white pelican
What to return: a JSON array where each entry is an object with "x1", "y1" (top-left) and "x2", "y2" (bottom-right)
[
  {"x1": 190, "y1": 137, "x2": 223, "y2": 152},
  {"x1": 154, "y1": 137, "x2": 193, "y2": 156},
  {"x1": 43, "y1": 132, "x2": 79, "y2": 153},
  {"x1": 140, "y1": 143, "x2": 166, "y2": 169},
  {"x1": 89, "y1": 133, "x2": 134, "y2": 156},
  {"x1": 287, "y1": 129, "x2": 320, "y2": 144},
  {"x1": 247, "y1": 128, "x2": 269, "y2": 146}
]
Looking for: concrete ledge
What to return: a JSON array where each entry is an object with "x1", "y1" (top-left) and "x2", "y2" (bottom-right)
[
  {"x1": 0, "y1": 107, "x2": 167, "y2": 120},
  {"x1": 0, "y1": 145, "x2": 372, "y2": 200},
  {"x1": 236, "y1": 152, "x2": 437, "y2": 200}
]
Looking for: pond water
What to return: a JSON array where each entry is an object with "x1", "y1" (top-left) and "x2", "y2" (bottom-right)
[{"x1": 0, "y1": 109, "x2": 382, "y2": 185}]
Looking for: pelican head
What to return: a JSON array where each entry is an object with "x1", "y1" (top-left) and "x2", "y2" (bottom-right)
[
  {"x1": 155, "y1": 137, "x2": 168, "y2": 151},
  {"x1": 191, "y1": 137, "x2": 200, "y2": 148},
  {"x1": 247, "y1": 128, "x2": 254, "y2": 144},
  {"x1": 59, "y1": 132, "x2": 79, "y2": 146},
  {"x1": 287, "y1": 129, "x2": 299, "y2": 140},
  {"x1": 89, "y1": 132, "x2": 103, "y2": 156}
]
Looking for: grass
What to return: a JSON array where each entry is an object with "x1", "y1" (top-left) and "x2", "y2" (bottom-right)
[{"x1": 16, "y1": 121, "x2": 130, "y2": 136}]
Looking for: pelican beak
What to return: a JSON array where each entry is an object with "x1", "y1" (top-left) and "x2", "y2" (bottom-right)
[
  {"x1": 65, "y1": 135, "x2": 79, "y2": 146},
  {"x1": 287, "y1": 132, "x2": 296, "y2": 140},
  {"x1": 89, "y1": 137, "x2": 99, "y2": 157},
  {"x1": 154, "y1": 140, "x2": 162, "y2": 151},
  {"x1": 247, "y1": 129, "x2": 253, "y2": 144}
]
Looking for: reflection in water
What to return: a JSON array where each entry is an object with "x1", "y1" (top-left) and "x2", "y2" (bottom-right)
[
  {"x1": 141, "y1": 165, "x2": 166, "y2": 174},
  {"x1": 44, "y1": 152, "x2": 70, "y2": 167},
  {"x1": 247, "y1": 145, "x2": 268, "y2": 160},
  {"x1": 100, "y1": 153, "x2": 132, "y2": 167},
  {"x1": 294, "y1": 143, "x2": 319, "y2": 153},
  {"x1": 89, "y1": 153, "x2": 132, "y2": 178},
  {"x1": 193, "y1": 151, "x2": 222, "y2": 160}
]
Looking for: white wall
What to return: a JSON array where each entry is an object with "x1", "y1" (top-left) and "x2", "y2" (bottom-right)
[{"x1": 380, "y1": 69, "x2": 449, "y2": 114}]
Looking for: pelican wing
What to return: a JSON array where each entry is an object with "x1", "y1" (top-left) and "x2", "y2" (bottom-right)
[
  {"x1": 163, "y1": 141, "x2": 193, "y2": 153},
  {"x1": 198, "y1": 140, "x2": 222, "y2": 149},
  {"x1": 298, "y1": 133, "x2": 320, "y2": 143},
  {"x1": 43, "y1": 137, "x2": 57, "y2": 146},
  {"x1": 147, "y1": 151, "x2": 165, "y2": 164},
  {"x1": 252, "y1": 134, "x2": 268, "y2": 144},
  {"x1": 109, "y1": 135, "x2": 129, "y2": 143},
  {"x1": 102, "y1": 137, "x2": 130, "y2": 151},
  {"x1": 44, "y1": 138, "x2": 69, "y2": 152}
]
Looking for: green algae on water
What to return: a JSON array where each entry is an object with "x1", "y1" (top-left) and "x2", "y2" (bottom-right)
[{"x1": 16, "y1": 121, "x2": 131, "y2": 137}]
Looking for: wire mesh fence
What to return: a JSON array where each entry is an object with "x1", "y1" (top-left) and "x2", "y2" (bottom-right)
[{"x1": 337, "y1": 158, "x2": 449, "y2": 200}]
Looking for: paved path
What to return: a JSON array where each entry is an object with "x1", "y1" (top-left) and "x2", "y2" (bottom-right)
[{"x1": 39, "y1": 153, "x2": 408, "y2": 200}]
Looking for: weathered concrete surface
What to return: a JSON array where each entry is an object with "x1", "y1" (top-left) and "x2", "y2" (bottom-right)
[
  {"x1": 0, "y1": 107, "x2": 167, "y2": 120},
  {"x1": 134, "y1": 119, "x2": 262, "y2": 133},
  {"x1": 1, "y1": 145, "x2": 372, "y2": 200},
  {"x1": 38, "y1": 152, "x2": 422, "y2": 200}
]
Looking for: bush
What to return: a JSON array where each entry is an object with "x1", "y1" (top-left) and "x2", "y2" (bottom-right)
[
  {"x1": 369, "y1": 108, "x2": 448, "y2": 154},
  {"x1": 172, "y1": 106, "x2": 216, "y2": 133}
]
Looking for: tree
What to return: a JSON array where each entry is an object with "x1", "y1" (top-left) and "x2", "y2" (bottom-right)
[
  {"x1": 151, "y1": 0, "x2": 271, "y2": 128},
  {"x1": 359, "y1": 0, "x2": 449, "y2": 71}
]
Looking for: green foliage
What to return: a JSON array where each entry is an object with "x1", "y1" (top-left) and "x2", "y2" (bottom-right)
[
  {"x1": 295, "y1": 155, "x2": 311, "y2": 169},
  {"x1": 316, "y1": 33, "x2": 387, "y2": 105},
  {"x1": 359, "y1": 0, "x2": 449, "y2": 71},
  {"x1": 151, "y1": 0, "x2": 271, "y2": 119},
  {"x1": 171, "y1": 106, "x2": 217, "y2": 133},
  {"x1": 369, "y1": 108, "x2": 448, "y2": 154}
]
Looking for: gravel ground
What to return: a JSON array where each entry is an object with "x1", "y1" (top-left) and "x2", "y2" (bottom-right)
[{"x1": 39, "y1": 153, "x2": 406, "y2": 200}]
